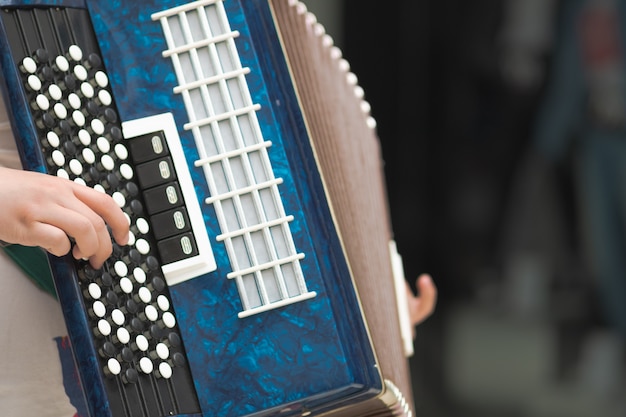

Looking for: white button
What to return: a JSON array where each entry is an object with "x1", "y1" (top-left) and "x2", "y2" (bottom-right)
[
  {"x1": 135, "y1": 335, "x2": 149, "y2": 352},
  {"x1": 47, "y1": 131, "x2": 60, "y2": 148},
  {"x1": 101, "y1": 154, "x2": 115, "y2": 171},
  {"x1": 53, "y1": 103, "x2": 67, "y2": 119},
  {"x1": 74, "y1": 178, "x2": 86, "y2": 186},
  {"x1": 91, "y1": 119, "x2": 105, "y2": 135},
  {"x1": 98, "y1": 89, "x2": 112, "y2": 106},
  {"x1": 72, "y1": 110, "x2": 86, "y2": 127},
  {"x1": 27, "y1": 75, "x2": 41, "y2": 91},
  {"x1": 116, "y1": 327, "x2": 131, "y2": 345},
  {"x1": 51, "y1": 150, "x2": 65, "y2": 167},
  {"x1": 56, "y1": 169, "x2": 69, "y2": 180},
  {"x1": 120, "y1": 277, "x2": 133, "y2": 294},
  {"x1": 35, "y1": 94, "x2": 49, "y2": 111},
  {"x1": 145, "y1": 305, "x2": 158, "y2": 322},
  {"x1": 135, "y1": 239, "x2": 150, "y2": 255},
  {"x1": 138, "y1": 287, "x2": 152, "y2": 304},
  {"x1": 95, "y1": 71, "x2": 109, "y2": 88},
  {"x1": 157, "y1": 295, "x2": 170, "y2": 312},
  {"x1": 107, "y1": 358, "x2": 121, "y2": 376},
  {"x1": 92, "y1": 300, "x2": 106, "y2": 318},
  {"x1": 127, "y1": 231, "x2": 136, "y2": 246},
  {"x1": 136, "y1": 218, "x2": 149, "y2": 234},
  {"x1": 114, "y1": 261, "x2": 128, "y2": 277},
  {"x1": 88, "y1": 283, "x2": 102, "y2": 299},
  {"x1": 97, "y1": 319, "x2": 111, "y2": 337},
  {"x1": 68, "y1": 93, "x2": 81, "y2": 109},
  {"x1": 78, "y1": 129, "x2": 91, "y2": 146},
  {"x1": 82, "y1": 148, "x2": 96, "y2": 164},
  {"x1": 21, "y1": 57, "x2": 37, "y2": 73},
  {"x1": 162, "y1": 312, "x2": 176, "y2": 329},
  {"x1": 133, "y1": 267, "x2": 146, "y2": 284},
  {"x1": 111, "y1": 309, "x2": 125, "y2": 326},
  {"x1": 139, "y1": 357, "x2": 153, "y2": 374},
  {"x1": 156, "y1": 343, "x2": 170, "y2": 360},
  {"x1": 114, "y1": 144, "x2": 129, "y2": 160},
  {"x1": 96, "y1": 136, "x2": 111, "y2": 153},
  {"x1": 74, "y1": 65, "x2": 88, "y2": 81},
  {"x1": 48, "y1": 84, "x2": 62, "y2": 101},
  {"x1": 158, "y1": 362, "x2": 173, "y2": 379},
  {"x1": 94, "y1": 184, "x2": 106, "y2": 193},
  {"x1": 55, "y1": 55, "x2": 70, "y2": 72},
  {"x1": 81, "y1": 82, "x2": 94, "y2": 98},
  {"x1": 119, "y1": 164, "x2": 133, "y2": 180},
  {"x1": 119, "y1": 331, "x2": 134, "y2": 349},
  {"x1": 69, "y1": 159, "x2": 83, "y2": 176},
  {"x1": 112, "y1": 192, "x2": 126, "y2": 208},
  {"x1": 68, "y1": 45, "x2": 83, "y2": 61}
]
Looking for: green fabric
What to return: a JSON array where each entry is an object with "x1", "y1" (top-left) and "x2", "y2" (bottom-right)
[{"x1": 2, "y1": 244, "x2": 57, "y2": 298}]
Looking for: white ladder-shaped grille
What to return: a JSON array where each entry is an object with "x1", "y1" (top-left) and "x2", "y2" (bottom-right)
[{"x1": 152, "y1": 0, "x2": 316, "y2": 318}]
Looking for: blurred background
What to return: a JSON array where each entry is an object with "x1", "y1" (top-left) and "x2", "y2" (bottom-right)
[{"x1": 302, "y1": 0, "x2": 626, "y2": 416}]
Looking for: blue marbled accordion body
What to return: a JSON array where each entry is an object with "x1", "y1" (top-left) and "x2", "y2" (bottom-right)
[{"x1": 0, "y1": 1, "x2": 382, "y2": 416}]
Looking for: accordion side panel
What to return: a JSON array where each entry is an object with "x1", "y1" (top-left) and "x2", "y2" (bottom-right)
[{"x1": 268, "y1": 0, "x2": 414, "y2": 408}]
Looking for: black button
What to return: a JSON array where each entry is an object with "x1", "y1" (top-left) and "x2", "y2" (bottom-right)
[
  {"x1": 142, "y1": 183, "x2": 183, "y2": 215},
  {"x1": 104, "y1": 108, "x2": 117, "y2": 123},
  {"x1": 145, "y1": 256, "x2": 159, "y2": 271},
  {"x1": 151, "y1": 276, "x2": 166, "y2": 293},
  {"x1": 128, "y1": 131, "x2": 169, "y2": 164},
  {"x1": 126, "y1": 299, "x2": 139, "y2": 315},
  {"x1": 41, "y1": 112, "x2": 55, "y2": 128},
  {"x1": 168, "y1": 332, "x2": 181, "y2": 347},
  {"x1": 131, "y1": 317, "x2": 144, "y2": 332},
  {"x1": 64, "y1": 74, "x2": 76, "y2": 90},
  {"x1": 86, "y1": 101, "x2": 99, "y2": 116},
  {"x1": 135, "y1": 157, "x2": 176, "y2": 189},
  {"x1": 86, "y1": 53, "x2": 102, "y2": 69},
  {"x1": 99, "y1": 341, "x2": 116, "y2": 358},
  {"x1": 172, "y1": 352, "x2": 186, "y2": 367},
  {"x1": 157, "y1": 233, "x2": 199, "y2": 264},
  {"x1": 150, "y1": 208, "x2": 191, "y2": 240},
  {"x1": 110, "y1": 126, "x2": 123, "y2": 142},
  {"x1": 101, "y1": 272, "x2": 113, "y2": 287},
  {"x1": 121, "y1": 347, "x2": 134, "y2": 362},
  {"x1": 129, "y1": 199, "x2": 144, "y2": 216},
  {"x1": 41, "y1": 66, "x2": 54, "y2": 82},
  {"x1": 124, "y1": 181, "x2": 139, "y2": 197},
  {"x1": 124, "y1": 368, "x2": 139, "y2": 384}
]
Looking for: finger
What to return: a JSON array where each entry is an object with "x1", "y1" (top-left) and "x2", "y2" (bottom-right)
[
  {"x1": 415, "y1": 274, "x2": 437, "y2": 321},
  {"x1": 40, "y1": 203, "x2": 105, "y2": 262},
  {"x1": 72, "y1": 220, "x2": 113, "y2": 269},
  {"x1": 72, "y1": 185, "x2": 129, "y2": 245},
  {"x1": 28, "y1": 222, "x2": 72, "y2": 257}
]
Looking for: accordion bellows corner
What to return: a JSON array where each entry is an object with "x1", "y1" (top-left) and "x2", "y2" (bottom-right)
[{"x1": 0, "y1": 0, "x2": 414, "y2": 416}]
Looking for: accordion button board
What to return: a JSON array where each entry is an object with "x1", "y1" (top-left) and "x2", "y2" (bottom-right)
[{"x1": 0, "y1": 1, "x2": 385, "y2": 417}]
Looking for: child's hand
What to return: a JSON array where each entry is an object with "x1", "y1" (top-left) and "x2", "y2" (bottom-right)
[{"x1": 0, "y1": 167, "x2": 129, "y2": 268}]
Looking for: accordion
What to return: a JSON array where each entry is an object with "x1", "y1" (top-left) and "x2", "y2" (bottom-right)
[{"x1": 0, "y1": 0, "x2": 415, "y2": 416}]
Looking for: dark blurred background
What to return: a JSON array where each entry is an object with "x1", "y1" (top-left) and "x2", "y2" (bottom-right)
[{"x1": 303, "y1": 1, "x2": 626, "y2": 416}]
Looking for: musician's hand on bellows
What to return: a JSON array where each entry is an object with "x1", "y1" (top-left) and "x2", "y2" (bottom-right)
[
  {"x1": 0, "y1": 167, "x2": 129, "y2": 268},
  {"x1": 406, "y1": 273, "x2": 437, "y2": 332}
]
